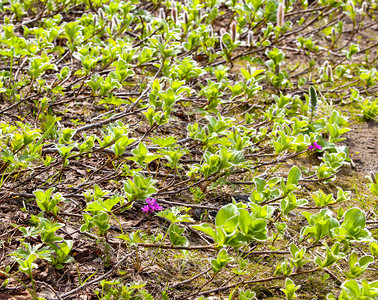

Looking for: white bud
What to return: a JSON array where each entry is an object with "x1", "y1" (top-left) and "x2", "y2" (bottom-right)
[
  {"x1": 183, "y1": 10, "x2": 189, "y2": 24},
  {"x1": 371, "y1": 171, "x2": 377, "y2": 184},
  {"x1": 159, "y1": 8, "x2": 166, "y2": 20},
  {"x1": 220, "y1": 28, "x2": 227, "y2": 36},
  {"x1": 326, "y1": 65, "x2": 333, "y2": 81},
  {"x1": 198, "y1": 9, "x2": 203, "y2": 21},
  {"x1": 171, "y1": 7, "x2": 178, "y2": 24},
  {"x1": 208, "y1": 25, "x2": 213, "y2": 37},
  {"x1": 247, "y1": 30, "x2": 253, "y2": 47},
  {"x1": 112, "y1": 16, "x2": 119, "y2": 28},
  {"x1": 230, "y1": 21, "x2": 237, "y2": 41},
  {"x1": 147, "y1": 23, "x2": 152, "y2": 33},
  {"x1": 323, "y1": 60, "x2": 329, "y2": 67},
  {"x1": 220, "y1": 39, "x2": 224, "y2": 51},
  {"x1": 277, "y1": 3, "x2": 285, "y2": 27},
  {"x1": 331, "y1": 27, "x2": 337, "y2": 36},
  {"x1": 362, "y1": 1, "x2": 368, "y2": 14},
  {"x1": 98, "y1": 8, "x2": 105, "y2": 20},
  {"x1": 348, "y1": 0, "x2": 355, "y2": 12}
]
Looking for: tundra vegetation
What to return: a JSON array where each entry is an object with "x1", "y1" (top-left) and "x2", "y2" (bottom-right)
[{"x1": 0, "y1": 0, "x2": 377, "y2": 299}]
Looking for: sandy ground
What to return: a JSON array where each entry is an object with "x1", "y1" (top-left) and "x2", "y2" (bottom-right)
[{"x1": 344, "y1": 119, "x2": 378, "y2": 175}]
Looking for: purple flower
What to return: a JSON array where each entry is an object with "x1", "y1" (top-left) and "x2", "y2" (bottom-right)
[
  {"x1": 313, "y1": 142, "x2": 322, "y2": 150},
  {"x1": 141, "y1": 205, "x2": 150, "y2": 213},
  {"x1": 141, "y1": 198, "x2": 163, "y2": 213},
  {"x1": 146, "y1": 198, "x2": 155, "y2": 206},
  {"x1": 309, "y1": 141, "x2": 322, "y2": 151}
]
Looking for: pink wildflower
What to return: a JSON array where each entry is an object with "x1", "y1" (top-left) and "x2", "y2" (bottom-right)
[
  {"x1": 309, "y1": 141, "x2": 322, "y2": 151},
  {"x1": 141, "y1": 205, "x2": 150, "y2": 213},
  {"x1": 141, "y1": 198, "x2": 162, "y2": 213}
]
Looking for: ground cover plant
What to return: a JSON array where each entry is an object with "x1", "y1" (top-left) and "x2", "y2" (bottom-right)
[{"x1": 0, "y1": 0, "x2": 377, "y2": 298}]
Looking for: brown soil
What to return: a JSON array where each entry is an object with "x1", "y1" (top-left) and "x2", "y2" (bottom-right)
[{"x1": 344, "y1": 119, "x2": 378, "y2": 174}]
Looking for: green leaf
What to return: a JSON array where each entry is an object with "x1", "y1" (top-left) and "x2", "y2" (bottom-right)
[
  {"x1": 287, "y1": 166, "x2": 301, "y2": 186},
  {"x1": 215, "y1": 204, "x2": 240, "y2": 233},
  {"x1": 168, "y1": 224, "x2": 188, "y2": 246},
  {"x1": 369, "y1": 242, "x2": 378, "y2": 257},
  {"x1": 281, "y1": 278, "x2": 300, "y2": 300},
  {"x1": 210, "y1": 249, "x2": 233, "y2": 272},
  {"x1": 150, "y1": 136, "x2": 178, "y2": 147},
  {"x1": 342, "y1": 280, "x2": 361, "y2": 298},
  {"x1": 157, "y1": 206, "x2": 193, "y2": 223},
  {"x1": 191, "y1": 223, "x2": 217, "y2": 241},
  {"x1": 343, "y1": 208, "x2": 366, "y2": 229},
  {"x1": 85, "y1": 196, "x2": 120, "y2": 213}
]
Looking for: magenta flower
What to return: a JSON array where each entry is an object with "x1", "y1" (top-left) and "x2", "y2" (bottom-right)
[
  {"x1": 141, "y1": 198, "x2": 162, "y2": 213},
  {"x1": 141, "y1": 205, "x2": 150, "y2": 213},
  {"x1": 309, "y1": 141, "x2": 322, "y2": 151}
]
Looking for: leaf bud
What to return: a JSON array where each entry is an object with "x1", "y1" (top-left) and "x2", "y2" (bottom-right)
[
  {"x1": 183, "y1": 10, "x2": 189, "y2": 24},
  {"x1": 208, "y1": 47, "x2": 215, "y2": 55},
  {"x1": 348, "y1": 0, "x2": 355, "y2": 13},
  {"x1": 208, "y1": 25, "x2": 213, "y2": 37},
  {"x1": 112, "y1": 16, "x2": 119, "y2": 28},
  {"x1": 331, "y1": 27, "x2": 337, "y2": 36},
  {"x1": 247, "y1": 30, "x2": 254, "y2": 47},
  {"x1": 220, "y1": 39, "x2": 224, "y2": 51},
  {"x1": 319, "y1": 61, "x2": 327, "y2": 74},
  {"x1": 204, "y1": 126, "x2": 210, "y2": 136},
  {"x1": 371, "y1": 171, "x2": 377, "y2": 184},
  {"x1": 198, "y1": 8, "x2": 203, "y2": 21},
  {"x1": 146, "y1": 23, "x2": 152, "y2": 33},
  {"x1": 230, "y1": 21, "x2": 237, "y2": 41},
  {"x1": 220, "y1": 28, "x2": 227, "y2": 36},
  {"x1": 362, "y1": 1, "x2": 368, "y2": 14},
  {"x1": 171, "y1": 7, "x2": 178, "y2": 24},
  {"x1": 93, "y1": 15, "x2": 98, "y2": 28},
  {"x1": 247, "y1": 64, "x2": 252, "y2": 74},
  {"x1": 326, "y1": 65, "x2": 333, "y2": 81},
  {"x1": 98, "y1": 8, "x2": 105, "y2": 20},
  {"x1": 246, "y1": 79, "x2": 252, "y2": 86},
  {"x1": 159, "y1": 8, "x2": 166, "y2": 20},
  {"x1": 277, "y1": 3, "x2": 285, "y2": 27}
]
